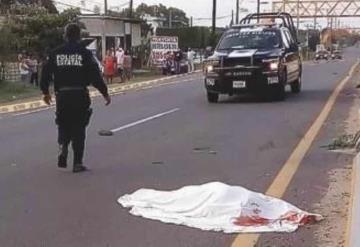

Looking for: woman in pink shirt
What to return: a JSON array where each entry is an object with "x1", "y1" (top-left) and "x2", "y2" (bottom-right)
[{"x1": 103, "y1": 50, "x2": 116, "y2": 84}]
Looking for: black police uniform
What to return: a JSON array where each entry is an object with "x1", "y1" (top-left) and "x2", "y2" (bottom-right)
[{"x1": 40, "y1": 41, "x2": 109, "y2": 168}]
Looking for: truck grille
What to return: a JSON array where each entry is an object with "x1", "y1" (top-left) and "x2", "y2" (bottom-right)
[{"x1": 223, "y1": 57, "x2": 252, "y2": 67}]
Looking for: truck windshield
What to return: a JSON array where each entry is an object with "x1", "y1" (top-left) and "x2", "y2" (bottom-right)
[{"x1": 218, "y1": 30, "x2": 280, "y2": 50}]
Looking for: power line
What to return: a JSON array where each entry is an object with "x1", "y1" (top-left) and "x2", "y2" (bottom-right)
[
  {"x1": 78, "y1": 0, "x2": 104, "y2": 7},
  {"x1": 53, "y1": 0, "x2": 130, "y2": 13},
  {"x1": 52, "y1": 0, "x2": 96, "y2": 13},
  {"x1": 110, "y1": 1, "x2": 130, "y2": 11},
  {"x1": 194, "y1": 14, "x2": 232, "y2": 21}
]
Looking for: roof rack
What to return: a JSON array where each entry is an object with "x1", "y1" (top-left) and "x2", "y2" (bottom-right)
[
  {"x1": 231, "y1": 23, "x2": 280, "y2": 29},
  {"x1": 240, "y1": 12, "x2": 298, "y2": 42}
]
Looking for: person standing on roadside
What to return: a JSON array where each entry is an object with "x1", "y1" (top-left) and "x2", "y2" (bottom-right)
[
  {"x1": 115, "y1": 47, "x2": 125, "y2": 82},
  {"x1": 29, "y1": 54, "x2": 39, "y2": 86},
  {"x1": 123, "y1": 50, "x2": 133, "y2": 81},
  {"x1": 40, "y1": 23, "x2": 111, "y2": 173},
  {"x1": 103, "y1": 50, "x2": 116, "y2": 84},
  {"x1": 174, "y1": 49, "x2": 183, "y2": 74},
  {"x1": 187, "y1": 48, "x2": 195, "y2": 72},
  {"x1": 19, "y1": 57, "x2": 30, "y2": 83}
]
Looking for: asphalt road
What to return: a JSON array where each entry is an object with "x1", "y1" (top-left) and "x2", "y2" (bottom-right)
[{"x1": 0, "y1": 48, "x2": 359, "y2": 247}]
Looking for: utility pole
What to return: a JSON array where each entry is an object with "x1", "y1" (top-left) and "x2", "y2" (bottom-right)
[
  {"x1": 102, "y1": 0, "x2": 107, "y2": 63},
  {"x1": 236, "y1": 0, "x2": 239, "y2": 24},
  {"x1": 330, "y1": 17, "x2": 333, "y2": 50},
  {"x1": 129, "y1": 0, "x2": 133, "y2": 18},
  {"x1": 212, "y1": 0, "x2": 216, "y2": 34},
  {"x1": 257, "y1": 0, "x2": 260, "y2": 23},
  {"x1": 190, "y1": 16, "x2": 193, "y2": 27},
  {"x1": 232, "y1": 10, "x2": 234, "y2": 26},
  {"x1": 104, "y1": 0, "x2": 107, "y2": 15},
  {"x1": 314, "y1": 2, "x2": 317, "y2": 30},
  {"x1": 169, "y1": 9, "x2": 172, "y2": 28},
  {"x1": 296, "y1": 0, "x2": 300, "y2": 30}
]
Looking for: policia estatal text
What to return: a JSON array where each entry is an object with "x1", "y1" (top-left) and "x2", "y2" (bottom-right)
[{"x1": 41, "y1": 23, "x2": 111, "y2": 173}]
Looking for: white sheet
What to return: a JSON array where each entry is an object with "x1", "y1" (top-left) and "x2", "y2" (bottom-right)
[{"x1": 118, "y1": 182, "x2": 323, "y2": 233}]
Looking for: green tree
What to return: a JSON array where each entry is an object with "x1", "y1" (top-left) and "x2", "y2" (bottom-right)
[
  {"x1": 118, "y1": 3, "x2": 189, "y2": 28},
  {"x1": 1, "y1": 0, "x2": 57, "y2": 14},
  {"x1": 93, "y1": 5, "x2": 101, "y2": 14},
  {"x1": 3, "y1": 5, "x2": 83, "y2": 56}
]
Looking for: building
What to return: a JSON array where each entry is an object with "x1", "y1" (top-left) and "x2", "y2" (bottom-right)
[
  {"x1": 79, "y1": 15, "x2": 143, "y2": 59},
  {"x1": 141, "y1": 14, "x2": 167, "y2": 33}
]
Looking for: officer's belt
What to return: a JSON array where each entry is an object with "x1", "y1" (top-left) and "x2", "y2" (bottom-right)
[{"x1": 58, "y1": 87, "x2": 87, "y2": 92}]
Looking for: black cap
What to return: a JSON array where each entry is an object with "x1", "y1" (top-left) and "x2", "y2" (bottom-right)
[{"x1": 64, "y1": 23, "x2": 81, "y2": 42}]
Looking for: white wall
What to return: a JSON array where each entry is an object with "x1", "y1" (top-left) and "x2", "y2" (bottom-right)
[{"x1": 80, "y1": 17, "x2": 125, "y2": 37}]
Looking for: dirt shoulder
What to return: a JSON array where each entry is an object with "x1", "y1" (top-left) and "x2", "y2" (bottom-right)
[
  {"x1": 312, "y1": 71, "x2": 360, "y2": 247},
  {"x1": 257, "y1": 65, "x2": 360, "y2": 247}
]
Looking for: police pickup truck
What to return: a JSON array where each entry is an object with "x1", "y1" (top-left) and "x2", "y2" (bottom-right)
[{"x1": 204, "y1": 13, "x2": 302, "y2": 102}]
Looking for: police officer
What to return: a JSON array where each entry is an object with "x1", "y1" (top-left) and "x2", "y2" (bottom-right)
[{"x1": 40, "y1": 23, "x2": 111, "y2": 173}]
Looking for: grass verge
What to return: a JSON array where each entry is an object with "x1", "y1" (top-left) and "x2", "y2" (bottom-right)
[{"x1": 0, "y1": 81, "x2": 40, "y2": 104}]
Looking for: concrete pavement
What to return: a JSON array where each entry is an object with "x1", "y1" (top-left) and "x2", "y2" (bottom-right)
[{"x1": 0, "y1": 48, "x2": 360, "y2": 247}]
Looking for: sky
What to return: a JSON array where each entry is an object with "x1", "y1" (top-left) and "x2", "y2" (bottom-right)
[
  {"x1": 56, "y1": 0, "x2": 359, "y2": 29},
  {"x1": 124, "y1": 0, "x2": 265, "y2": 27},
  {"x1": 57, "y1": 0, "x2": 271, "y2": 27}
]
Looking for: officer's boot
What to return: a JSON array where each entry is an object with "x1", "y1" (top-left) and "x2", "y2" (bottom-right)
[
  {"x1": 72, "y1": 126, "x2": 89, "y2": 173},
  {"x1": 72, "y1": 146, "x2": 89, "y2": 173},
  {"x1": 73, "y1": 153, "x2": 89, "y2": 173},
  {"x1": 58, "y1": 144, "x2": 68, "y2": 168}
]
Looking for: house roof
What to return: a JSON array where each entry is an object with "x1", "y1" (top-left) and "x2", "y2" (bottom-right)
[{"x1": 79, "y1": 14, "x2": 143, "y2": 24}]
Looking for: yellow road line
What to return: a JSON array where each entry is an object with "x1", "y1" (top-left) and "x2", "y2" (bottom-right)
[{"x1": 231, "y1": 60, "x2": 360, "y2": 247}]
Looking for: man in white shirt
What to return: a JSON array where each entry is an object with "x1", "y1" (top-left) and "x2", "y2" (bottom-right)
[
  {"x1": 187, "y1": 48, "x2": 195, "y2": 72},
  {"x1": 115, "y1": 47, "x2": 125, "y2": 82}
]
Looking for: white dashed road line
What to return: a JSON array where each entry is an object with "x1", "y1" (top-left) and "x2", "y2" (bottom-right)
[{"x1": 111, "y1": 108, "x2": 180, "y2": 133}]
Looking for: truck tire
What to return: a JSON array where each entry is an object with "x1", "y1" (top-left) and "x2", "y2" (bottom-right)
[
  {"x1": 207, "y1": 92, "x2": 219, "y2": 103},
  {"x1": 291, "y1": 75, "x2": 302, "y2": 93},
  {"x1": 272, "y1": 84, "x2": 286, "y2": 101},
  {"x1": 270, "y1": 70, "x2": 286, "y2": 101}
]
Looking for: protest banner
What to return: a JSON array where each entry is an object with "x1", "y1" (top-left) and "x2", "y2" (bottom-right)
[{"x1": 150, "y1": 36, "x2": 179, "y2": 66}]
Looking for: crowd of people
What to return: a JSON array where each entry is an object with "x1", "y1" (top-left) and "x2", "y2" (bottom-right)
[
  {"x1": 17, "y1": 51, "x2": 39, "y2": 86},
  {"x1": 162, "y1": 48, "x2": 196, "y2": 75},
  {"x1": 15, "y1": 47, "x2": 133, "y2": 86},
  {"x1": 13, "y1": 46, "x2": 198, "y2": 86},
  {"x1": 102, "y1": 47, "x2": 132, "y2": 84}
]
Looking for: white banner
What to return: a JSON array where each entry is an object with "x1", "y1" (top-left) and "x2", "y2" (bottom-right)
[{"x1": 150, "y1": 36, "x2": 179, "y2": 65}]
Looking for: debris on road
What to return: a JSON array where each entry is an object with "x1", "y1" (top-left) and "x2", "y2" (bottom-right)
[
  {"x1": 193, "y1": 147, "x2": 217, "y2": 155},
  {"x1": 152, "y1": 161, "x2": 165, "y2": 165},
  {"x1": 193, "y1": 147, "x2": 210, "y2": 152},
  {"x1": 118, "y1": 182, "x2": 322, "y2": 233},
  {"x1": 98, "y1": 130, "x2": 114, "y2": 136},
  {"x1": 322, "y1": 131, "x2": 360, "y2": 150}
]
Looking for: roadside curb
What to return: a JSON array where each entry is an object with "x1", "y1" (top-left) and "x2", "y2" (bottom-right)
[
  {"x1": 349, "y1": 153, "x2": 360, "y2": 247},
  {"x1": 0, "y1": 70, "x2": 201, "y2": 114}
]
